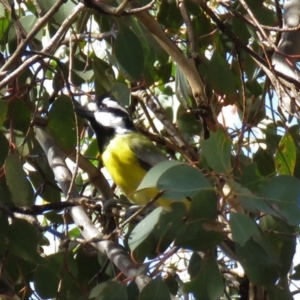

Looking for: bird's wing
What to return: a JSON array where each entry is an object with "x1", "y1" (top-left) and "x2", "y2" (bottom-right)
[{"x1": 129, "y1": 135, "x2": 168, "y2": 171}]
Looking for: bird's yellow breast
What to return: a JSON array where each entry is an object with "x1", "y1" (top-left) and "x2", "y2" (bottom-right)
[
  {"x1": 102, "y1": 133, "x2": 171, "y2": 207},
  {"x1": 102, "y1": 133, "x2": 190, "y2": 209},
  {"x1": 102, "y1": 133, "x2": 147, "y2": 203}
]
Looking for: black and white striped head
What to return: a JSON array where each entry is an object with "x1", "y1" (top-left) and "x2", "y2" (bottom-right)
[
  {"x1": 91, "y1": 95, "x2": 131, "y2": 131},
  {"x1": 77, "y1": 94, "x2": 136, "y2": 134},
  {"x1": 75, "y1": 94, "x2": 136, "y2": 152}
]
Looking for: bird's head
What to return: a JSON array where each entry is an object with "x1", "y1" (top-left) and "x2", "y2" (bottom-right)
[{"x1": 75, "y1": 94, "x2": 136, "y2": 134}]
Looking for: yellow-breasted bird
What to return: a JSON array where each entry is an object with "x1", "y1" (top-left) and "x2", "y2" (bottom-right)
[{"x1": 75, "y1": 95, "x2": 189, "y2": 209}]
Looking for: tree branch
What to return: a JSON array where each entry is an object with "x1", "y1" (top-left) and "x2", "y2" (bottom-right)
[
  {"x1": 0, "y1": 3, "x2": 86, "y2": 90},
  {"x1": 135, "y1": 11, "x2": 208, "y2": 107},
  {"x1": 0, "y1": 0, "x2": 66, "y2": 76},
  {"x1": 272, "y1": 0, "x2": 300, "y2": 81},
  {"x1": 34, "y1": 126, "x2": 158, "y2": 293},
  {"x1": 81, "y1": 0, "x2": 156, "y2": 15}
]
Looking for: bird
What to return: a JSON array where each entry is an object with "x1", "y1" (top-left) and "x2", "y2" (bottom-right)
[{"x1": 75, "y1": 94, "x2": 189, "y2": 209}]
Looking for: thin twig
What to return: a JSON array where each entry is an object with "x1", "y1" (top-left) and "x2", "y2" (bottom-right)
[
  {"x1": 220, "y1": 2, "x2": 300, "y2": 32},
  {"x1": 177, "y1": 0, "x2": 198, "y2": 59},
  {"x1": 82, "y1": 0, "x2": 156, "y2": 15},
  {"x1": 35, "y1": 126, "x2": 167, "y2": 294},
  {"x1": 118, "y1": 191, "x2": 165, "y2": 229},
  {"x1": 0, "y1": 3, "x2": 86, "y2": 90},
  {"x1": 196, "y1": 0, "x2": 300, "y2": 91},
  {"x1": 60, "y1": 31, "x2": 118, "y2": 45},
  {"x1": 132, "y1": 90, "x2": 199, "y2": 162},
  {"x1": 0, "y1": 0, "x2": 66, "y2": 75}
]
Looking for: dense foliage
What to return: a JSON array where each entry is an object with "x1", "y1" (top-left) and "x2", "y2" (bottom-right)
[{"x1": 0, "y1": 0, "x2": 300, "y2": 299}]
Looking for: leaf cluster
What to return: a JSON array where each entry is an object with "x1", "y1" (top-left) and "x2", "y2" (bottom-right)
[{"x1": 0, "y1": 0, "x2": 300, "y2": 300}]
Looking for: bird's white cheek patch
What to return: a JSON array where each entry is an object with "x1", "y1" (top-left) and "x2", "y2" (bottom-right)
[{"x1": 94, "y1": 111, "x2": 125, "y2": 129}]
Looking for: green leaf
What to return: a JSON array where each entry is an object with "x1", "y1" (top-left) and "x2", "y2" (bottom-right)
[
  {"x1": 139, "y1": 277, "x2": 170, "y2": 300},
  {"x1": 189, "y1": 190, "x2": 217, "y2": 221},
  {"x1": 19, "y1": 15, "x2": 43, "y2": 40},
  {"x1": 209, "y1": 52, "x2": 238, "y2": 97},
  {"x1": 89, "y1": 281, "x2": 127, "y2": 300},
  {"x1": 175, "y1": 219, "x2": 226, "y2": 251},
  {"x1": 84, "y1": 138, "x2": 100, "y2": 158},
  {"x1": 235, "y1": 184, "x2": 259, "y2": 213},
  {"x1": 126, "y1": 281, "x2": 139, "y2": 300},
  {"x1": 127, "y1": 205, "x2": 180, "y2": 261},
  {"x1": 126, "y1": 18, "x2": 168, "y2": 66},
  {"x1": 5, "y1": 98, "x2": 31, "y2": 134},
  {"x1": 5, "y1": 154, "x2": 34, "y2": 206},
  {"x1": 240, "y1": 162, "x2": 265, "y2": 192},
  {"x1": 136, "y1": 161, "x2": 211, "y2": 200},
  {"x1": 260, "y1": 215, "x2": 296, "y2": 277},
  {"x1": 188, "y1": 252, "x2": 202, "y2": 279},
  {"x1": 154, "y1": 202, "x2": 187, "y2": 244},
  {"x1": 98, "y1": 252, "x2": 115, "y2": 278},
  {"x1": 235, "y1": 238, "x2": 279, "y2": 285},
  {"x1": 71, "y1": 55, "x2": 94, "y2": 84},
  {"x1": 157, "y1": 0, "x2": 183, "y2": 32},
  {"x1": 230, "y1": 213, "x2": 281, "y2": 265},
  {"x1": 128, "y1": 207, "x2": 163, "y2": 252},
  {"x1": 184, "y1": 253, "x2": 224, "y2": 300},
  {"x1": 176, "y1": 105, "x2": 201, "y2": 135},
  {"x1": 7, "y1": 219, "x2": 41, "y2": 262},
  {"x1": 253, "y1": 147, "x2": 275, "y2": 176},
  {"x1": 34, "y1": 252, "x2": 78, "y2": 299},
  {"x1": 48, "y1": 96, "x2": 77, "y2": 153},
  {"x1": 264, "y1": 123, "x2": 281, "y2": 153},
  {"x1": 164, "y1": 276, "x2": 178, "y2": 296},
  {"x1": 202, "y1": 129, "x2": 231, "y2": 173},
  {"x1": 28, "y1": 169, "x2": 61, "y2": 203},
  {"x1": 34, "y1": 257, "x2": 61, "y2": 298},
  {"x1": 231, "y1": 17, "x2": 251, "y2": 44},
  {"x1": 267, "y1": 278, "x2": 294, "y2": 300},
  {"x1": 111, "y1": 83, "x2": 131, "y2": 107},
  {"x1": 175, "y1": 66, "x2": 193, "y2": 108},
  {"x1": 275, "y1": 132, "x2": 296, "y2": 175},
  {"x1": 258, "y1": 175, "x2": 300, "y2": 225},
  {"x1": 92, "y1": 56, "x2": 115, "y2": 94},
  {"x1": 75, "y1": 247, "x2": 102, "y2": 285},
  {"x1": 8, "y1": 15, "x2": 41, "y2": 44},
  {"x1": 230, "y1": 212, "x2": 260, "y2": 246},
  {"x1": 0, "y1": 3, "x2": 5, "y2": 17},
  {"x1": 27, "y1": 144, "x2": 61, "y2": 202},
  {"x1": 0, "y1": 176, "x2": 12, "y2": 205},
  {"x1": 38, "y1": 0, "x2": 76, "y2": 24},
  {"x1": 115, "y1": 24, "x2": 144, "y2": 81},
  {"x1": 0, "y1": 133, "x2": 9, "y2": 168},
  {"x1": 0, "y1": 17, "x2": 10, "y2": 43},
  {"x1": 0, "y1": 99, "x2": 8, "y2": 126},
  {"x1": 250, "y1": 4, "x2": 276, "y2": 26}
]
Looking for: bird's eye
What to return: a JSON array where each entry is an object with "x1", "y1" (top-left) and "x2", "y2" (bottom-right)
[{"x1": 99, "y1": 103, "x2": 107, "y2": 110}]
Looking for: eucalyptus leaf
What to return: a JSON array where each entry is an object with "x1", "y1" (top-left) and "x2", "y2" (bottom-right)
[
  {"x1": 136, "y1": 161, "x2": 211, "y2": 199},
  {"x1": 202, "y1": 129, "x2": 232, "y2": 174},
  {"x1": 140, "y1": 277, "x2": 170, "y2": 300},
  {"x1": 275, "y1": 132, "x2": 296, "y2": 175},
  {"x1": 128, "y1": 207, "x2": 163, "y2": 252},
  {"x1": 48, "y1": 96, "x2": 77, "y2": 154},
  {"x1": 115, "y1": 24, "x2": 144, "y2": 81},
  {"x1": 5, "y1": 154, "x2": 34, "y2": 206},
  {"x1": 184, "y1": 253, "x2": 223, "y2": 300}
]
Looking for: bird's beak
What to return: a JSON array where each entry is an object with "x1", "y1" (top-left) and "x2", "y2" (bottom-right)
[{"x1": 74, "y1": 106, "x2": 95, "y2": 120}]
